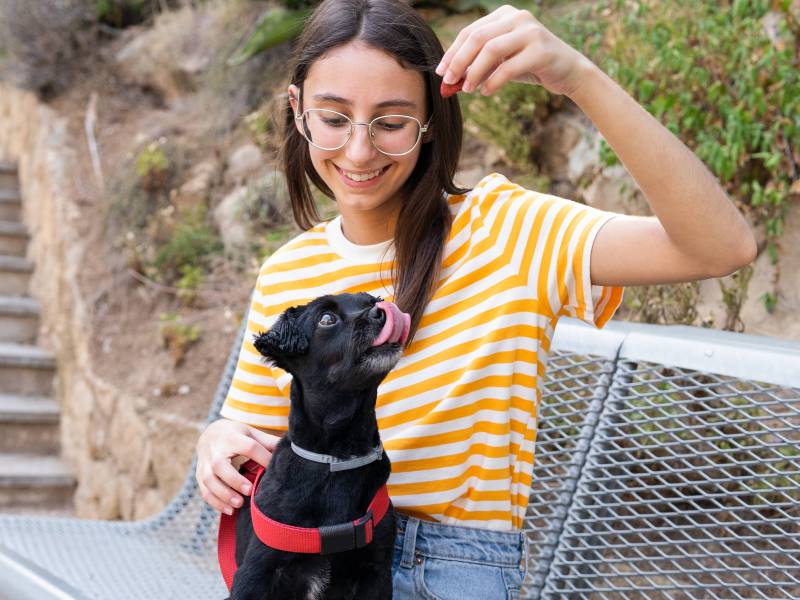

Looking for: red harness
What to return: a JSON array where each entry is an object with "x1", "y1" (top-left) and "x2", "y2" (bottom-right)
[{"x1": 217, "y1": 459, "x2": 391, "y2": 591}]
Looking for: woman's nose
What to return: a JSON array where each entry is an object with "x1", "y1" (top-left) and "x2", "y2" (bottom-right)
[{"x1": 345, "y1": 123, "x2": 378, "y2": 161}]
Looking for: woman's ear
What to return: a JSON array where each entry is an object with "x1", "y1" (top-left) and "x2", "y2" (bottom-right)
[
  {"x1": 288, "y1": 84, "x2": 300, "y2": 114},
  {"x1": 288, "y1": 84, "x2": 304, "y2": 136}
]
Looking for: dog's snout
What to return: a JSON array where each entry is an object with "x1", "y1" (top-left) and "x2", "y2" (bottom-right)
[{"x1": 368, "y1": 304, "x2": 385, "y2": 325}]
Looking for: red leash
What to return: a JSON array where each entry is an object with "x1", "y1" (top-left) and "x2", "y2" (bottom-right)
[{"x1": 217, "y1": 460, "x2": 391, "y2": 591}]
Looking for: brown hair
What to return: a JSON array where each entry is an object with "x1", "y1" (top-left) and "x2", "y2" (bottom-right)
[{"x1": 279, "y1": 0, "x2": 470, "y2": 345}]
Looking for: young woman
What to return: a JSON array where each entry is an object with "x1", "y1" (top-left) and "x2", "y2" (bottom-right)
[{"x1": 196, "y1": 0, "x2": 756, "y2": 596}]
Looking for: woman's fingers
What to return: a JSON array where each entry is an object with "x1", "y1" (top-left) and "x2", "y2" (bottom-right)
[
  {"x1": 440, "y1": 14, "x2": 521, "y2": 85},
  {"x1": 245, "y1": 427, "x2": 280, "y2": 463},
  {"x1": 200, "y1": 470, "x2": 243, "y2": 515},
  {"x1": 437, "y1": 4, "x2": 518, "y2": 77},
  {"x1": 195, "y1": 419, "x2": 279, "y2": 514},
  {"x1": 457, "y1": 29, "x2": 525, "y2": 93},
  {"x1": 478, "y1": 48, "x2": 539, "y2": 96}
]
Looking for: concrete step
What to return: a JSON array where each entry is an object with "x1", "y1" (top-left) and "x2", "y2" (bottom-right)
[
  {"x1": 0, "y1": 296, "x2": 39, "y2": 344},
  {"x1": 0, "y1": 162, "x2": 17, "y2": 192},
  {"x1": 0, "y1": 255, "x2": 33, "y2": 296},
  {"x1": 0, "y1": 343, "x2": 55, "y2": 396},
  {"x1": 0, "y1": 221, "x2": 28, "y2": 257},
  {"x1": 0, "y1": 453, "x2": 75, "y2": 510},
  {"x1": 0, "y1": 395, "x2": 60, "y2": 455},
  {"x1": 0, "y1": 190, "x2": 20, "y2": 222}
]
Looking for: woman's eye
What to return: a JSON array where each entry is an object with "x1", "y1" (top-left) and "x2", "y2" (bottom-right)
[{"x1": 318, "y1": 313, "x2": 337, "y2": 327}]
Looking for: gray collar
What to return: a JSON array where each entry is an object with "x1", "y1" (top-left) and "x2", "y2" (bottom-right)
[{"x1": 290, "y1": 441, "x2": 384, "y2": 472}]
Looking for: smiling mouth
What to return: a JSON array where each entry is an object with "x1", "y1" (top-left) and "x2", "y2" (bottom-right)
[{"x1": 338, "y1": 166, "x2": 389, "y2": 181}]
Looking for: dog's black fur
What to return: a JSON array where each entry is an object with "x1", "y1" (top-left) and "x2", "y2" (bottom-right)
[{"x1": 228, "y1": 292, "x2": 401, "y2": 600}]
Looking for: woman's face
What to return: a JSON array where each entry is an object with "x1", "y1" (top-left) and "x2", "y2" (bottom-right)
[{"x1": 288, "y1": 41, "x2": 429, "y2": 222}]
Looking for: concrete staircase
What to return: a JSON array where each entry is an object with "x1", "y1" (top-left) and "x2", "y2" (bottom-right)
[{"x1": 0, "y1": 162, "x2": 75, "y2": 516}]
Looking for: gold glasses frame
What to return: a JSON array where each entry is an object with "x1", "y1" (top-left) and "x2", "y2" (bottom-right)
[{"x1": 294, "y1": 107, "x2": 432, "y2": 157}]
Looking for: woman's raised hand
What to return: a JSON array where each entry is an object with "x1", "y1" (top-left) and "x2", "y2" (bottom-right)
[
  {"x1": 195, "y1": 418, "x2": 279, "y2": 515},
  {"x1": 436, "y1": 4, "x2": 593, "y2": 98}
]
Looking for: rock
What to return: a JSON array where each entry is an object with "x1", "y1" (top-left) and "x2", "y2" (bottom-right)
[
  {"x1": 225, "y1": 144, "x2": 264, "y2": 186},
  {"x1": 531, "y1": 111, "x2": 593, "y2": 181},
  {"x1": 213, "y1": 185, "x2": 250, "y2": 256},
  {"x1": 82, "y1": 459, "x2": 120, "y2": 520},
  {"x1": 117, "y1": 476, "x2": 135, "y2": 520},
  {"x1": 148, "y1": 410, "x2": 204, "y2": 502},
  {"x1": 134, "y1": 487, "x2": 166, "y2": 520},
  {"x1": 454, "y1": 165, "x2": 485, "y2": 188},
  {"x1": 762, "y1": 11, "x2": 792, "y2": 51},
  {"x1": 109, "y1": 401, "x2": 148, "y2": 478},
  {"x1": 214, "y1": 171, "x2": 291, "y2": 257},
  {"x1": 568, "y1": 126, "x2": 601, "y2": 182},
  {"x1": 739, "y1": 204, "x2": 800, "y2": 339},
  {"x1": 582, "y1": 164, "x2": 650, "y2": 215},
  {"x1": 113, "y1": 7, "x2": 221, "y2": 105},
  {"x1": 174, "y1": 159, "x2": 217, "y2": 213},
  {"x1": 256, "y1": 169, "x2": 291, "y2": 220}
]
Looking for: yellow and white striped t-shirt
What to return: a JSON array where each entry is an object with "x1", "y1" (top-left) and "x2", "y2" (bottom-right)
[{"x1": 220, "y1": 172, "x2": 624, "y2": 531}]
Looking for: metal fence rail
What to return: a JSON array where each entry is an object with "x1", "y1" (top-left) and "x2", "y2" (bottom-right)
[
  {"x1": 533, "y1": 323, "x2": 800, "y2": 599},
  {"x1": 0, "y1": 316, "x2": 798, "y2": 600}
]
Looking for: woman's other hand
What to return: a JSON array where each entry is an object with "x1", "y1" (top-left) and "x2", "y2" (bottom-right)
[
  {"x1": 195, "y1": 418, "x2": 280, "y2": 515},
  {"x1": 435, "y1": 4, "x2": 593, "y2": 98}
]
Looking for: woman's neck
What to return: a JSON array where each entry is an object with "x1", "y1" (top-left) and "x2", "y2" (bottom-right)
[{"x1": 339, "y1": 203, "x2": 400, "y2": 245}]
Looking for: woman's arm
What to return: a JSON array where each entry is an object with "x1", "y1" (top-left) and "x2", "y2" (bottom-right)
[
  {"x1": 569, "y1": 60, "x2": 757, "y2": 286},
  {"x1": 437, "y1": 5, "x2": 757, "y2": 286}
]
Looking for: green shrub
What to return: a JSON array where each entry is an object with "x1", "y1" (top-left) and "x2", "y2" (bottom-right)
[
  {"x1": 135, "y1": 142, "x2": 170, "y2": 194},
  {"x1": 151, "y1": 206, "x2": 224, "y2": 284},
  {"x1": 552, "y1": 0, "x2": 799, "y2": 269},
  {"x1": 176, "y1": 264, "x2": 205, "y2": 307},
  {"x1": 0, "y1": 1, "x2": 94, "y2": 98},
  {"x1": 95, "y1": 0, "x2": 150, "y2": 28},
  {"x1": 158, "y1": 312, "x2": 201, "y2": 367},
  {"x1": 459, "y1": 82, "x2": 551, "y2": 168}
]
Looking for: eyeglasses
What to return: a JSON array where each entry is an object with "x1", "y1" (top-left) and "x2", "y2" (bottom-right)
[{"x1": 295, "y1": 108, "x2": 431, "y2": 156}]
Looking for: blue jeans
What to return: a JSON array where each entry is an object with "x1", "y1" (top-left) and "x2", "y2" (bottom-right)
[{"x1": 391, "y1": 512, "x2": 529, "y2": 599}]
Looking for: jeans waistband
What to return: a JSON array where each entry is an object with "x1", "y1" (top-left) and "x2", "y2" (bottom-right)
[{"x1": 396, "y1": 512, "x2": 526, "y2": 569}]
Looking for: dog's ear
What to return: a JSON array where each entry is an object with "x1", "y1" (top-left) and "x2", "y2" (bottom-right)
[{"x1": 253, "y1": 306, "x2": 309, "y2": 366}]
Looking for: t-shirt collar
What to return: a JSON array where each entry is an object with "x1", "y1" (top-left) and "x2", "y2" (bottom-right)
[{"x1": 325, "y1": 214, "x2": 396, "y2": 264}]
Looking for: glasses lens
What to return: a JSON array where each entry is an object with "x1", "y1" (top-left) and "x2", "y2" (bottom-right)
[
  {"x1": 301, "y1": 110, "x2": 421, "y2": 154},
  {"x1": 301, "y1": 109, "x2": 351, "y2": 150},
  {"x1": 371, "y1": 115, "x2": 421, "y2": 155}
]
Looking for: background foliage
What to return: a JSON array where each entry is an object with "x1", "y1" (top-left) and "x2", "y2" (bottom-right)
[{"x1": 1, "y1": 0, "x2": 797, "y2": 324}]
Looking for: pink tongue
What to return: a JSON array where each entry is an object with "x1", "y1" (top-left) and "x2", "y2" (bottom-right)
[{"x1": 372, "y1": 301, "x2": 411, "y2": 346}]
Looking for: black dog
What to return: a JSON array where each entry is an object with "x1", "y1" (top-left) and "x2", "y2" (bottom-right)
[{"x1": 225, "y1": 292, "x2": 410, "y2": 599}]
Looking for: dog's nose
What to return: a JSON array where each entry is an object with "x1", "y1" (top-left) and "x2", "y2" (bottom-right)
[{"x1": 368, "y1": 304, "x2": 386, "y2": 325}]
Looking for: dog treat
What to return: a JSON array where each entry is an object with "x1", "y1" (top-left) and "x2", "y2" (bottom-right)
[{"x1": 440, "y1": 77, "x2": 465, "y2": 98}]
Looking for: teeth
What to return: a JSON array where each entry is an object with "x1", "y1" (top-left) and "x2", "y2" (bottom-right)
[{"x1": 341, "y1": 168, "x2": 384, "y2": 182}]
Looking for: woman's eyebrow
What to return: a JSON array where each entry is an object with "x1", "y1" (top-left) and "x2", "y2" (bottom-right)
[{"x1": 312, "y1": 92, "x2": 417, "y2": 109}]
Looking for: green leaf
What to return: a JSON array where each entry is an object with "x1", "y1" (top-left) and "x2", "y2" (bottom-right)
[{"x1": 228, "y1": 7, "x2": 314, "y2": 67}]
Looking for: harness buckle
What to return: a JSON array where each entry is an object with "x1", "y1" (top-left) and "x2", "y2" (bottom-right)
[{"x1": 318, "y1": 509, "x2": 374, "y2": 554}]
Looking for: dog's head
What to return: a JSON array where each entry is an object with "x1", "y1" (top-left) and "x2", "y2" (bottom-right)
[{"x1": 252, "y1": 293, "x2": 410, "y2": 391}]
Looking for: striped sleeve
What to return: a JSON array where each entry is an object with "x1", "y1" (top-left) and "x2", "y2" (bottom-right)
[
  {"x1": 476, "y1": 173, "x2": 624, "y2": 328},
  {"x1": 219, "y1": 262, "x2": 290, "y2": 431},
  {"x1": 539, "y1": 194, "x2": 624, "y2": 328}
]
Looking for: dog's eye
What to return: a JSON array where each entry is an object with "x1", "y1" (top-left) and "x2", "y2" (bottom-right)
[{"x1": 318, "y1": 312, "x2": 337, "y2": 327}]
